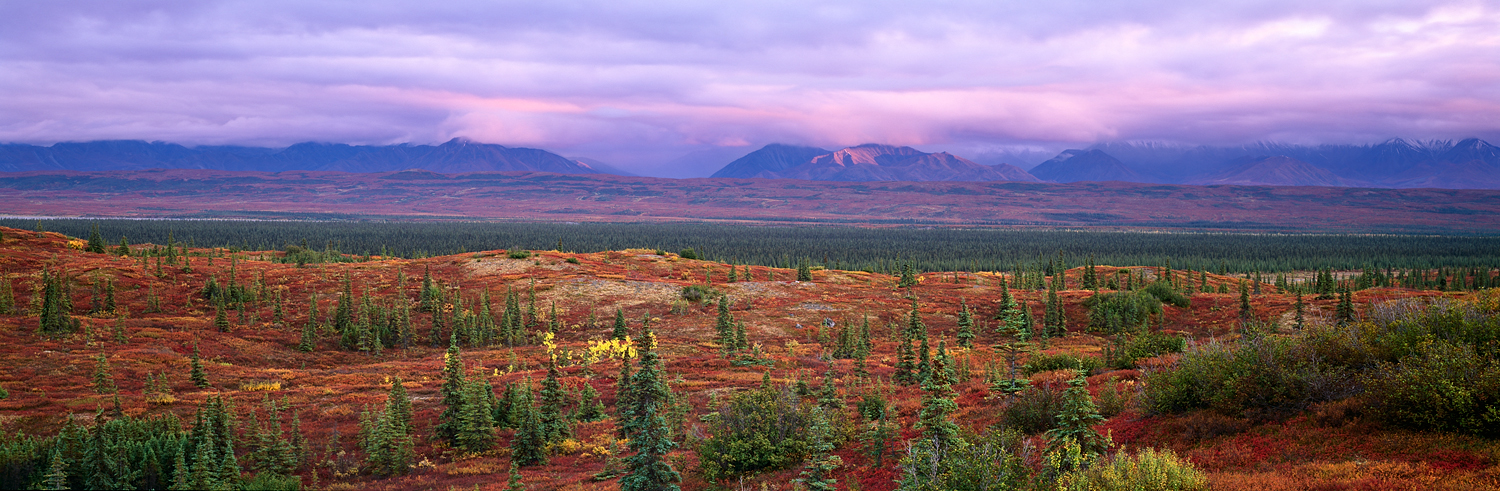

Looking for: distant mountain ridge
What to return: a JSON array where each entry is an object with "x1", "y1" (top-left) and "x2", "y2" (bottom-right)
[
  {"x1": 6, "y1": 136, "x2": 1500, "y2": 189},
  {"x1": 1064, "y1": 137, "x2": 1500, "y2": 189},
  {"x1": 1029, "y1": 149, "x2": 1142, "y2": 183},
  {"x1": 1189, "y1": 156, "x2": 1366, "y2": 187},
  {"x1": 713, "y1": 143, "x2": 1039, "y2": 182},
  {"x1": 0, "y1": 138, "x2": 600, "y2": 175}
]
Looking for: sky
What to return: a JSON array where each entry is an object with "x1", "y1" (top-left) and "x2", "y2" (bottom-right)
[{"x1": 1, "y1": 1, "x2": 1498, "y2": 177}]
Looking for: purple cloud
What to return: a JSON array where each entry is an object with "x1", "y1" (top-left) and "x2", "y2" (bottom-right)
[{"x1": 1, "y1": 0, "x2": 1497, "y2": 176}]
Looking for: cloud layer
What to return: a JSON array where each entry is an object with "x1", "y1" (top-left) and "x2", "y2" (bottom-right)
[{"x1": 2, "y1": 1, "x2": 1497, "y2": 175}]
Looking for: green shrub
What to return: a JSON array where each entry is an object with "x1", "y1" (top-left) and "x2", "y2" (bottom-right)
[
  {"x1": 1107, "y1": 332, "x2": 1186, "y2": 369},
  {"x1": 1085, "y1": 292, "x2": 1163, "y2": 334},
  {"x1": 1142, "y1": 282, "x2": 1191, "y2": 308},
  {"x1": 241, "y1": 471, "x2": 302, "y2": 491},
  {"x1": 1094, "y1": 377, "x2": 1132, "y2": 418},
  {"x1": 897, "y1": 429, "x2": 1030, "y2": 491},
  {"x1": 565, "y1": 257, "x2": 580, "y2": 264},
  {"x1": 1000, "y1": 383, "x2": 1067, "y2": 434},
  {"x1": 1060, "y1": 448, "x2": 1208, "y2": 491},
  {"x1": 1363, "y1": 340, "x2": 1500, "y2": 435},
  {"x1": 1024, "y1": 352, "x2": 1103, "y2": 376},
  {"x1": 1363, "y1": 297, "x2": 1500, "y2": 363},
  {"x1": 680, "y1": 284, "x2": 715, "y2": 303},
  {"x1": 507, "y1": 250, "x2": 531, "y2": 259},
  {"x1": 697, "y1": 385, "x2": 814, "y2": 481},
  {"x1": 1143, "y1": 337, "x2": 1352, "y2": 420},
  {"x1": 679, "y1": 248, "x2": 698, "y2": 260}
]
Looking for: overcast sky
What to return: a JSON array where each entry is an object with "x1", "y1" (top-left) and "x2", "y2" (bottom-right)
[{"x1": 2, "y1": 1, "x2": 1497, "y2": 176}]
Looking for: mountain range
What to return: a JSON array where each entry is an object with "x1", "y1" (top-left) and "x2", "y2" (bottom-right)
[
  {"x1": 2, "y1": 137, "x2": 1498, "y2": 189},
  {"x1": 0, "y1": 138, "x2": 600, "y2": 175},
  {"x1": 712, "y1": 143, "x2": 1038, "y2": 182}
]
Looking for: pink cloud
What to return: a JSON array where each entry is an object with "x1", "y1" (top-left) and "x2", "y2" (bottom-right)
[{"x1": 1, "y1": 1, "x2": 1497, "y2": 175}]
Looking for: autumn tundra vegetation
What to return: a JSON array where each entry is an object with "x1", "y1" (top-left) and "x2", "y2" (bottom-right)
[{"x1": 0, "y1": 221, "x2": 1496, "y2": 490}]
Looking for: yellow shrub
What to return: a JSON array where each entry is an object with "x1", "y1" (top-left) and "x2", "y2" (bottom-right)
[
  {"x1": 447, "y1": 460, "x2": 506, "y2": 476},
  {"x1": 547, "y1": 438, "x2": 584, "y2": 456},
  {"x1": 238, "y1": 380, "x2": 281, "y2": 391}
]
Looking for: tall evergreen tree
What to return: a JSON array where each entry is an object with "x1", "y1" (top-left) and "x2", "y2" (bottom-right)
[
  {"x1": 453, "y1": 379, "x2": 496, "y2": 452},
  {"x1": 436, "y1": 337, "x2": 467, "y2": 443},
  {"x1": 1043, "y1": 284, "x2": 1065, "y2": 338},
  {"x1": 190, "y1": 344, "x2": 209, "y2": 388},
  {"x1": 1081, "y1": 254, "x2": 1098, "y2": 290},
  {"x1": 1294, "y1": 292, "x2": 1306, "y2": 329},
  {"x1": 715, "y1": 297, "x2": 735, "y2": 353},
  {"x1": 619, "y1": 319, "x2": 682, "y2": 491},
  {"x1": 86, "y1": 224, "x2": 107, "y2": 254},
  {"x1": 511, "y1": 378, "x2": 548, "y2": 467},
  {"x1": 794, "y1": 406, "x2": 842, "y2": 491},
  {"x1": 576, "y1": 382, "x2": 605, "y2": 422},
  {"x1": 92, "y1": 354, "x2": 116, "y2": 395},
  {"x1": 612, "y1": 308, "x2": 628, "y2": 341},
  {"x1": 1336, "y1": 286, "x2": 1355, "y2": 325},
  {"x1": 954, "y1": 298, "x2": 975, "y2": 349},
  {"x1": 537, "y1": 361, "x2": 571, "y2": 444},
  {"x1": 1045, "y1": 371, "x2": 1112, "y2": 471},
  {"x1": 917, "y1": 339, "x2": 960, "y2": 454},
  {"x1": 1239, "y1": 281, "x2": 1252, "y2": 320}
]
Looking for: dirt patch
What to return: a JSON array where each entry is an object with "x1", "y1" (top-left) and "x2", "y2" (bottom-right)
[{"x1": 542, "y1": 278, "x2": 680, "y2": 310}]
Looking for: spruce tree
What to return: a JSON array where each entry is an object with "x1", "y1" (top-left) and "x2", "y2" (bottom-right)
[
  {"x1": 917, "y1": 340, "x2": 960, "y2": 453},
  {"x1": 794, "y1": 406, "x2": 842, "y2": 491},
  {"x1": 538, "y1": 361, "x2": 570, "y2": 444},
  {"x1": 576, "y1": 382, "x2": 605, "y2": 422},
  {"x1": 615, "y1": 350, "x2": 634, "y2": 437},
  {"x1": 454, "y1": 380, "x2": 496, "y2": 452},
  {"x1": 43, "y1": 450, "x2": 69, "y2": 491},
  {"x1": 1239, "y1": 281, "x2": 1252, "y2": 320},
  {"x1": 437, "y1": 337, "x2": 467, "y2": 443},
  {"x1": 1045, "y1": 370, "x2": 1111, "y2": 470},
  {"x1": 816, "y1": 368, "x2": 843, "y2": 410},
  {"x1": 38, "y1": 270, "x2": 78, "y2": 335},
  {"x1": 213, "y1": 304, "x2": 230, "y2": 332},
  {"x1": 955, "y1": 298, "x2": 975, "y2": 348},
  {"x1": 1043, "y1": 284, "x2": 1064, "y2": 338},
  {"x1": 1294, "y1": 292, "x2": 1305, "y2": 329},
  {"x1": 619, "y1": 319, "x2": 682, "y2": 491},
  {"x1": 92, "y1": 354, "x2": 117, "y2": 395},
  {"x1": 298, "y1": 293, "x2": 317, "y2": 352},
  {"x1": 715, "y1": 297, "x2": 735, "y2": 353},
  {"x1": 511, "y1": 378, "x2": 548, "y2": 466},
  {"x1": 612, "y1": 308, "x2": 628, "y2": 341},
  {"x1": 86, "y1": 224, "x2": 106, "y2": 254},
  {"x1": 1082, "y1": 254, "x2": 1098, "y2": 290},
  {"x1": 190, "y1": 345, "x2": 209, "y2": 388},
  {"x1": 507, "y1": 459, "x2": 527, "y2": 490},
  {"x1": 1336, "y1": 286, "x2": 1355, "y2": 325}
]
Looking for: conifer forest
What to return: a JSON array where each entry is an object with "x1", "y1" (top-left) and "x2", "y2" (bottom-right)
[{"x1": 0, "y1": 220, "x2": 1496, "y2": 490}]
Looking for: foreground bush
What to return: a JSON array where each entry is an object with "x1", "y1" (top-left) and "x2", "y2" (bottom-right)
[
  {"x1": 1106, "y1": 332, "x2": 1186, "y2": 369},
  {"x1": 897, "y1": 429, "x2": 1031, "y2": 491},
  {"x1": 1060, "y1": 448, "x2": 1209, "y2": 491},
  {"x1": 1024, "y1": 352, "x2": 1103, "y2": 376},
  {"x1": 1146, "y1": 292, "x2": 1500, "y2": 432},
  {"x1": 1001, "y1": 383, "x2": 1068, "y2": 434},
  {"x1": 1143, "y1": 336, "x2": 1353, "y2": 420},
  {"x1": 1363, "y1": 340, "x2": 1500, "y2": 435},
  {"x1": 696, "y1": 384, "x2": 815, "y2": 481}
]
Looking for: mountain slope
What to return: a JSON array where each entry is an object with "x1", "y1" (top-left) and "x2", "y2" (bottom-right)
[
  {"x1": 0, "y1": 139, "x2": 602, "y2": 175},
  {"x1": 1030, "y1": 149, "x2": 1143, "y2": 183},
  {"x1": 1190, "y1": 156, "x2": 1366, "y2": 187},
  {"x1": 722, "y1": 143, "x2": 1039, "y2": 182},
  {"x1": 710, "y1": 144, "x2": 830, "y2": 178}
]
